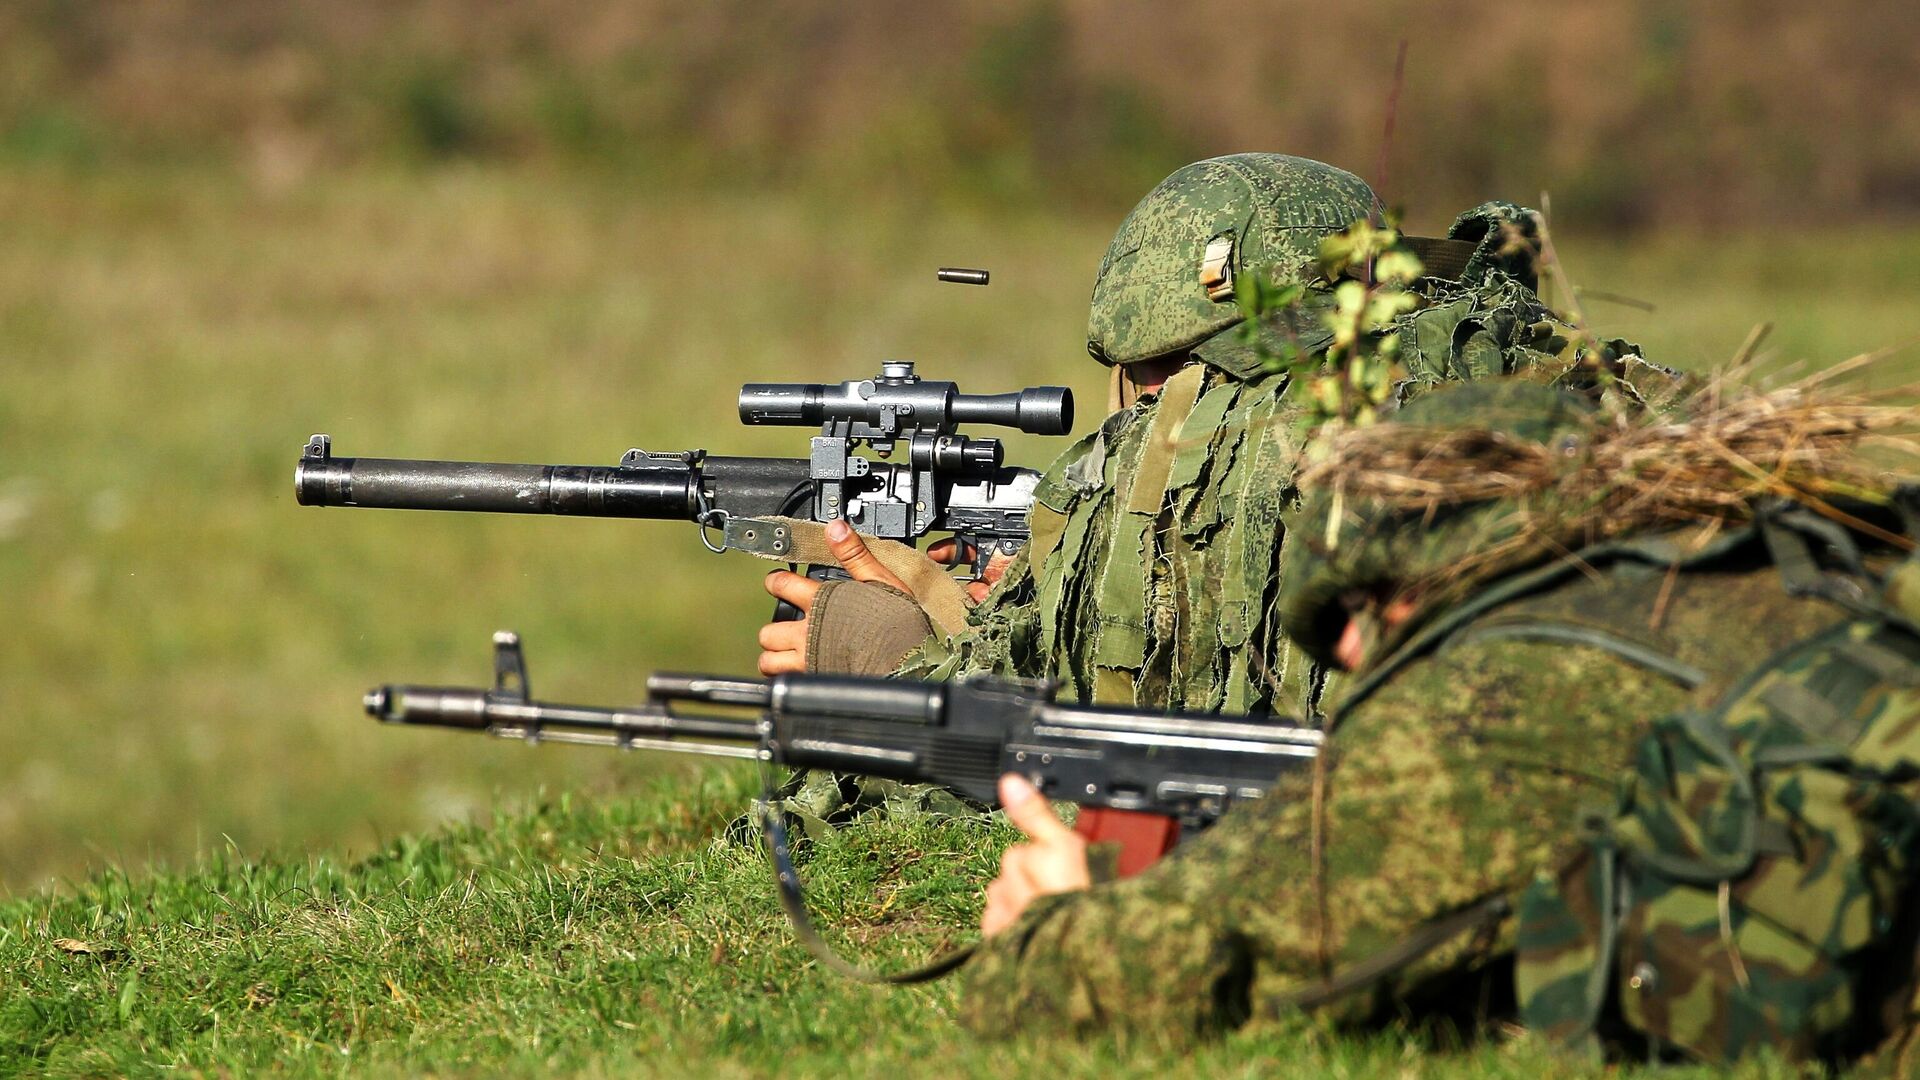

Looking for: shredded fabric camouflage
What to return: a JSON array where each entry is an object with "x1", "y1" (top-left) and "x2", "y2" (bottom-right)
[
  {"x1": 900, "y1": 362, "x2": 1310, "y2": 712},
  {"x1": 769, "y1": 155, "x2": 1673, "y2": 841},
  {"x1": 781, "y1": 180, "x2": 1672, "y2": 828}
]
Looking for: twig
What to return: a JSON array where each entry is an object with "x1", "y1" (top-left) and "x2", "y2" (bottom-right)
[
  {"x1": 1727, "y1": 322, "x2": 1774, "y2": 375},
  {"x1": 1572, "y1": 287, "x2": 1656, "y2": 313},
  {"x1": 1534, "y1": 192, "x2": 1588, "y2": 333},
  {"x1": 1371, "y1": 39, "x2": 1410, "y2": 230}
]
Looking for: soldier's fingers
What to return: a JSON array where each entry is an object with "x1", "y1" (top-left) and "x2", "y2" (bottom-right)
[
  {"x1": 757, "y1": 620, "x2": 808, "y2": 653},
  {"x1": 825, "y1": 519, "x2": 909, "y2": 590},
  {"x1": 999, "y1": 845, "x2": 1026, "y2": 879},
  {"x1": 1000, "y1": 845, "x2": 1051, "y2": 896},
  {"x1": 981, "y1": 876, "x2": 1025, "y2": 938},
  {"x1": 764, "y1": 570, "x2": 822, "y2": 613},
  {"x1": 981, "y1": 550, "x2": 1016, "y2": 587},
  {"x1": 925, "y1": 538, "x2": 966, "y2": 566},
  {"x1": 758, "y1": 649, "x2": 806, "y2": 676},
  {"x1": 997, "y1": 773, "x2": 1077, "y2": 845},
  {"x1": 980, "y1": 883, "x2": 1007, "y2": 936},
  {"x1": 927, "y1": 538, "x2": 1002, "y2": 603}
]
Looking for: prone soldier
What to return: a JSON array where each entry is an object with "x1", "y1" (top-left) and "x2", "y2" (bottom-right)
[{"x1": 960, "y1": 378, "x2": 1920, "y2": 1071}]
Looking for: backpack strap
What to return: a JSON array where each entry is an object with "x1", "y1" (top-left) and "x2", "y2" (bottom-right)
[
  {"x1": 1400, "y1": 236, "x2": 1478, "y2": 282},
  {"x1": 1757, "y1": 498, "x2": 1920, "y2": 635},
  {"x1": 1268, "y1": 895, "x2": 1514, "y2": 1012},
  {"x1": 1454, "y1": 623, "x2": 1708, "y2": 690}
]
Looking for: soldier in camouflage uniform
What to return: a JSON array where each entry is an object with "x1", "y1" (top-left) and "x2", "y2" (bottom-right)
[
  {"x1": 765, "y1": 152, "x2": 1656, "y2": 697},
  {"x1": 757, "y1": 152, "x2": 1667, "y2": 827},
  {"x1": 960, "y1": 379, "x2": 1920, "y2": 1070}
]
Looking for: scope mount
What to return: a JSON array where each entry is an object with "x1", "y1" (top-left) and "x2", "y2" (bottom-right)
[
  {"x1": 727, "y1": 361, "x2": 1066, "y2": 546},
  {"x1": 811, "y1": 361, "x2": 993, "y2": 538}
]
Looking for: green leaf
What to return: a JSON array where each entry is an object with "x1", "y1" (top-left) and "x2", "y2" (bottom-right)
[
  {"x1": 118, "y1": 970, "x2": 140, "y2": 1024},
  {"x1": 1374, "y1": 250, "x2": 1424, "y2": 285}
]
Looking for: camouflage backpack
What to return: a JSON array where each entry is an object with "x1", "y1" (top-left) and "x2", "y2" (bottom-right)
[{"x1": 1509, "y1": 499, "x2": 1920, "y2": 1067}]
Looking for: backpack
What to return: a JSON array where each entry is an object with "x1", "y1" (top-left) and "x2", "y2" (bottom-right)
[{"x1": 1513, "y1": 497, "x2": 1920, "y2": 1067}]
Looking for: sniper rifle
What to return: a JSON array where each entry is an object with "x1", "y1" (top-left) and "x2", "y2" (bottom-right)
[{"x1": 295, "y1": 359, "x2": 1071, "y2": 588}]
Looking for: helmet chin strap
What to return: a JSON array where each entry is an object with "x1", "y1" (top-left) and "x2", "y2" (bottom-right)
[{"x1": 1106, "y1": 363, "x2": 1140, "y2": 413}]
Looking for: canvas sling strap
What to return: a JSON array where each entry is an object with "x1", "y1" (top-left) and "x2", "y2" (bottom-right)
[
  {"x1": 1317, "y1": 234, "x2": 1480, "y2": 283},
  {"x1": 1401, "y1": 236, "x2": 1478, "y2": 282}
]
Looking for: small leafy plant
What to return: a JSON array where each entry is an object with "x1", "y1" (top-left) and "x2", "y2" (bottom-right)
[{"x1": 1234, "y1": 217, "x2": 1426, "y2": 435}]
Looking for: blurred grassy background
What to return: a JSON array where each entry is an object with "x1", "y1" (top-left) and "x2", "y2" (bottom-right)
[
  {"x1": 6, "y1": 1, "x2": 1920, "y2": 228},
  {"x1": 2, "y1": 1, "x2": 1919, "y2": 895}
]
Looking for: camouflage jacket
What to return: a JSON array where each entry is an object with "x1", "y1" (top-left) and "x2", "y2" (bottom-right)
[
  {"x1": 959, "y1": 520, "x2": 1920, "y2": 1069},
  {"x1": 897, "y1": 267, "x2": 1657, "y2": 716}
]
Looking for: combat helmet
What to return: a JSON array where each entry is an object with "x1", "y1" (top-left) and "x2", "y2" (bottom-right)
[{"x1": 1087, "y1": 153, "x2": 1377, "y2": 381}]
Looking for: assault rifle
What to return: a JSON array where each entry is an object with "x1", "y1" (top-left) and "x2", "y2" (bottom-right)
[
  {"x1": 295, "y1": 360, "x2": 1072, "y2": 579},
  {"x1": 368, "y1": 631, "x2": 1320, "y2": 980}
]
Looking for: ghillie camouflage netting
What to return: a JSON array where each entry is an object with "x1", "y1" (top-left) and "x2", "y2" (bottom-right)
[{"x1": 1298, "y1": 363, "x2": 1920, "y2": 578}]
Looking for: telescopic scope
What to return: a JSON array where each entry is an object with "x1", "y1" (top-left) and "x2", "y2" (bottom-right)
[{"x1": 739, "y1": 364, "x2": 1072, "y2": 437}]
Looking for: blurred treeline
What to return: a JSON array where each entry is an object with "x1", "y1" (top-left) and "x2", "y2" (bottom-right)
[{"x1": 5, "y1": 0, "x2": 1918, "y2": 230}]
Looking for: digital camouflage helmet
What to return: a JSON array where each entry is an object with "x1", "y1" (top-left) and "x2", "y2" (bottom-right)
[{"x1": 1087, "y1": 153, "x2": 1377, "y2": 380}]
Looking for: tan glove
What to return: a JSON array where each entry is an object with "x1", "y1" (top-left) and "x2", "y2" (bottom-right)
[{"x1": 804, "y1": 579, "x2": 935, "y2": 676}]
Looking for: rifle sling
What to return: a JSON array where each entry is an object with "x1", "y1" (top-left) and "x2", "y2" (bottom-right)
[
  {"x1": 1269, "y1": 895, "x2": 1513, "y2": 1011},
  {"x1": 1400, "y1": 236, "x2": 1478, "y2": 282},
  {"x1": 759, "y1": 768, "x2": 976, "y2": 984}
]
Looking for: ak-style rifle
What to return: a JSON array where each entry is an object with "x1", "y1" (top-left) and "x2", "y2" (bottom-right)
[{"x1": 369, "y1": 631, "x2": 1319, "y2": 980}]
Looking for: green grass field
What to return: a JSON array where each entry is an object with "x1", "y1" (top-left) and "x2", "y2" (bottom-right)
[
  {"x1": 3, "y1": 163, "x2": 1918, "y2": 1075},
  {"x1": 0, "y1": 776, "x2": 1822, "y2": 1078}
]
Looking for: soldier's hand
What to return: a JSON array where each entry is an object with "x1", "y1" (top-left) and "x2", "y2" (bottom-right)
[
  {"x1": 981, "y1": 773, "x2": 1091, "y2": 937},
  {"x1": 926, "y1": 538, "x2": 1014, "y2": 604},
  {"x1": 758, "y1": 520, "x2": 911, "y2": 675}
]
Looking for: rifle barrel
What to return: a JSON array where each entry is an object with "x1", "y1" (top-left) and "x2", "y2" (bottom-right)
[
  {"x1": 295, "y1": 445, "x2": 813, "y2": 521},
  {"x1": 367, "y1": 684, "x2": 764, "y2": 760}
]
